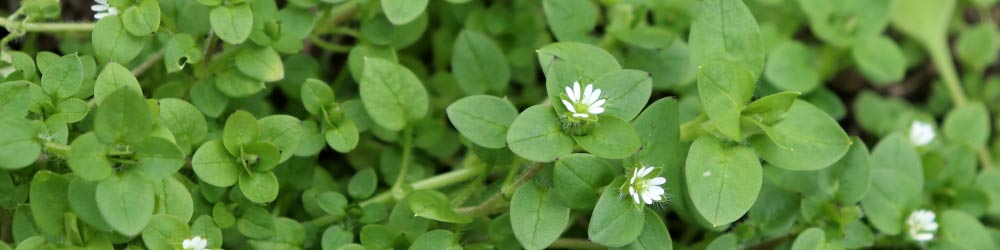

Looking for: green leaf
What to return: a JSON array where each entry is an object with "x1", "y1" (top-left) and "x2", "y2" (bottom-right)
[
  {"x1": 890, "y1": 0, "x2": 954, "y2": 48},
  {"x1": 258, "y1": 115, "x2": 303, "y2": 163},
  {"x1": 590, "y1": 69, "x2": 653, "y2": 121},
  {"x1": 359, "y1": 58, "x2": 429, "y2": 131},
  {"x1": 407, "y1": 190, "x2": 473, "y2": 224},
  {"x1": 210, "y1": 4, "x2": 254, "y2": 44},
  {"x1": 348, "y1": 168, "x2": 377, "y2": 199},
  {"x1": 446, "y1": 95, "x2": 518, "y2": 149},
  {"x1": 164, "y1": 34, "x2": 202, "y2": 73},
  {"x1": 625, "y1": 41, "x2": 699, "y2": 90},
  {"x1": 325, "y1": 120, "x2": 359, "y2": 153},
  {"x1": 215, "y1": 68, "x2": 265, "y2": 98},
  {"x1": 153, "y1": 177, "x2": 195, "y2": 222},
  {"x1": 0, "y1": 118, "x2": 41, "y2": 170},
  {"x1": 765, "y1": 41, "x2": 820, "y2": 93},
  {"x1": 542, "y1": 0, "x2": 598, "y2": 42},
  {"x1": 238, "y1": 205, "x2": 276, "y2": 239},
  {"x1": 686, "y1": 136, "x2": 762, "y2": 226},
  {"x1": 236, "y1": 45, "x2": 284, "y2": 82},
  {"x1": 239, "y1": 171, "x2": 279, "y2": 203},
  {"x1": 689, "y1": 0, "x2": 765, "y2": 79},
  {"x1": 750, "y1": 100, "x2": 852, "y2": 170},
  {"x1": 851, "y1": 35, "x2": 906, "y2": 84},
  {"x1": 94, "y1": 88, "x2": 153, "y2": 145},
  {"x1": 935, "y1": 210, "x2": 998, "y2": 249},
  {"x1": 50, "y1": 98, "x2": 88, "y2": 123},
  {"x1": 861, "y1": 133, "x2": 923, "y2": 235},
  {"x1": 956, "y1": 22, "x2": 999, "y2": 71},
  {"x1": 192, "y1": 140, "x2": 241, "y2": 187},
  {"x1": 97, "y1": 173, "x2": 155, "y2": 236},
  {"x1": 573, "y1": 116, "x2": 642, "y2": 159},
  {"x1": 141, "y1": 215, "x2": 190, "y2": 250},
  {"x1": 621, "y1": 210, "x2": 674, "y2": 250},
  {"x1": 317, "y1": 192, "x2": 348, "y2": 218},
  {"x1": 121, "y1": 0, "x2": 161, "y2": 36},
  {"x1": 510, "y1": 182, "x2": 570, "y2": 250},
  {"x1": 347, "y1": 44, "x2": 398, "y2": 82},
  {"x1": 67, "y1": 133, "x2": 112, "y2": 181},
  {"x1": 743, "y1": 91, "x2": 801, "y2": 124},
  {"x1": 67, "y1": 178, "x2": 113, "y2": 231},
  {"x1": 322, "y1": 226, "x2": 354, "y2": 250},
  {"x1": 553, "y1": 154, "x2": 612, "y2": 209},
  {"x1": 537, "y1": 42, "x2": 621, "y2": 102},
  {"x1": 819, "y1": 137, "x2": 872, "y2": 205},
  {"x1": 29, "y1": 171, "x2": 69, "y2": 236},
  {"x1": 506, "y1": 105, "x2": 574, "y2": 163},
  {"x1": 92, "y1": 15, "x2": 145, "y2": 64},
  {"x1": 381, "y1": 0, "x2": 428, "y2": 25},
  {"x1": 190, "y1": 78, "x2": 229, "y2": 118},
  {"x1": 632, "y1": 98, "x2": 681, "y2": 169},
  {"x1": 451, "y1": 30, "x2": 510, "y2": 96},
  {"x1": 300, "y1": 79, "x2": 335, "y2": 116},
  {"x1": 158, "y1": 98, "x2": 208, "y2": 153},
  {"x1": 790, "y1": 228, "x2": 825, "y2": 250},
  {"x1": 359, "y1": 224, "x2": 394, "y2": 250},
  {"x1": 943, "y1": 102, "x2": 990, "y2": 149},
  {"x1": 409, "y1": 230, "x2": 459, "y2": 250},
  {"x1": 615, "y1": 26, "x2": 676, "y2": 50},
  {"x1": 223, "y1": 110, "x2": 259, "y2": 155},
  {"x1": 40, "y1": 54, "x2": 83, "y2": 99},
  {"x1": 0, "y1": 81, "x2": 32, "y2": 119},
  {"x1": 134, "y1": 137, "x2": 185, "y2": 180},
  {"x1": 588, "y1": 182, "x2": 644, "y2": 247},
  {"x1": 388, "y1": 199, "x2": 430, "y2": 242},
  {"x1": 94, "y1": 62, "x2": 142, "y2": 105},
  {"x1": 698, "y1": 61, "x2": 755, "y2": 141}
]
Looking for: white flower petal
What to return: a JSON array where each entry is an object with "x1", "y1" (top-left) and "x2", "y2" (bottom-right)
[
  {"x1": 648, "y1": 177, "x2": 666, "y2": 186},
  {"x1": 642, "y1": 193, "x2": 653, "y2": 204},
  {"x1": 589, "y1": 106, "x2": 604, "y2": 114},
  {"x1": 565, "y1": 86, "x2": 576, "y2": 102},
  {"x1": 650, "y1": 194, "x2": 663, "y2": 201},
  {"x1": 573, "y1": 113, "x2": 589, "y2": 118},
  {"x1": 95, "y1": 13, "x2": 110, "y2": 19},
  {"x1": 572, "y1": 82, "x2": 582, "y2": 102},
  {"x1": 562, "y1": 100, "x2": 576, "y2": 113},
  {"x1": 586, "y1": 88, "x2": 602, "y2": 104},
  {"x1": 631, "y1": 190, "x2": 641, "y2": 205},
  {"x1": 646, "y1": 186, "x2": 665, "y2": 196},
  {"x1": 92, "y1": 5, "x2": 109, "y2": 11},
  {"x1": 638, "y1": 166, "x2": 653, "y2": 177},
  {"x1": 630, "y1": 168, "x2": 638, "y2": 184},
  {"x1": 591, "y1": 98, "x2": 606, "y2": 107},
  {"x1": 583, "y1": 84, "x2": 594, "y2": 102}
]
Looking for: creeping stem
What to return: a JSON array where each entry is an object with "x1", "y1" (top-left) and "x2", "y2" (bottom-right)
[
  {"x1": 928, "y1": 43, "x2": 995, "y2": 169},
  {"x1": 0, "y1": 17, "x2": 95, "y2": 32}
]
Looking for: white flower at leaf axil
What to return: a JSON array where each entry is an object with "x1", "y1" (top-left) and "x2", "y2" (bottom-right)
[
  {"x1": 906, "y1": 209, "x2": 938, "y2": 243},
  {"x1": 625, "y1": 166, "x2": 667, "y2": 206},
  {"x1": 908, "y1": 121, "x2": 935, "y2": 146},
  {"x1": 91, "y1": 0, "x2": 119, "y2": 20},
  {"x1": 182, "y1": 236, "x2": 208, "y2": 250},
  {"x1": 561, "y1": 81, "x2": 606, "y2": 121}
]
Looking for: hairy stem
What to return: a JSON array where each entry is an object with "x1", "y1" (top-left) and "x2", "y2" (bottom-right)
[
  {"x1": 131, "y1": 49, "x2": 166, "y2": 77},
  {"x1": 928, "y1": 43, "x2": 995, "y2": 169},
  {"x1": 0, "y1": 17, "x2": 94, "y2": 32},
  {"x1": 44, "y1": 141, "x2": 70, "y2": 158},
  {"x1": 460, "y1": 162, "x2": 545, "y2": 217},
  {"x1": 391, "y1": 127, "x2": 414, "y2": 195}
]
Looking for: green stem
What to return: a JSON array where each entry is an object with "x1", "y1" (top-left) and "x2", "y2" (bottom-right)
[
  {"x1": 361, "y1": 166, "x2": 485, "y2": 207},
  {"x1": 0, "y1": 17, "x2": 94, "y2": 32},
  {"x1": 679, "y1": 114, "x2": 708, "y2": 142},
  {"x1": 461, "y1": 162, "x2": 545, "y2": 217},
  {"x1": 131, "y1": 49, "x2": 166, "y2": 77},
  {"x1": 44, "y1": 142, "x2": 70, "y2": 158},
  {"x1": 928, "y1": 43, "x2": 995, "y2": 169},
  {"x1": 308, "y1": 35, "x2": 352, "y2": 53},
  {"x1": 549, "y1": 238, "x2": 606, "y2": 250},
  {"x1": 391, "y1": 127, "x2": 414, "y2": 194}
]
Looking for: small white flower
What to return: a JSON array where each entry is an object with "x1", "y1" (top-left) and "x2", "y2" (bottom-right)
[
  {"x1": 182, "y1": 236, "x2": 208, "y2": 250},
  {"x1": 909, "y1": 121, "x2": 935, "y2": 146},
  {"x1": 561, "y1": 81, "x2": 606, "y2": 119},
  {"x1": 906, "y1": 209, "x2": 938, "y2": 243},
  {"x1": 91, "y1": 0, "x2": 119, "y2": 20},
  {"x1": 627, "y1": 166, "x2": 666, "y2": 205}
]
